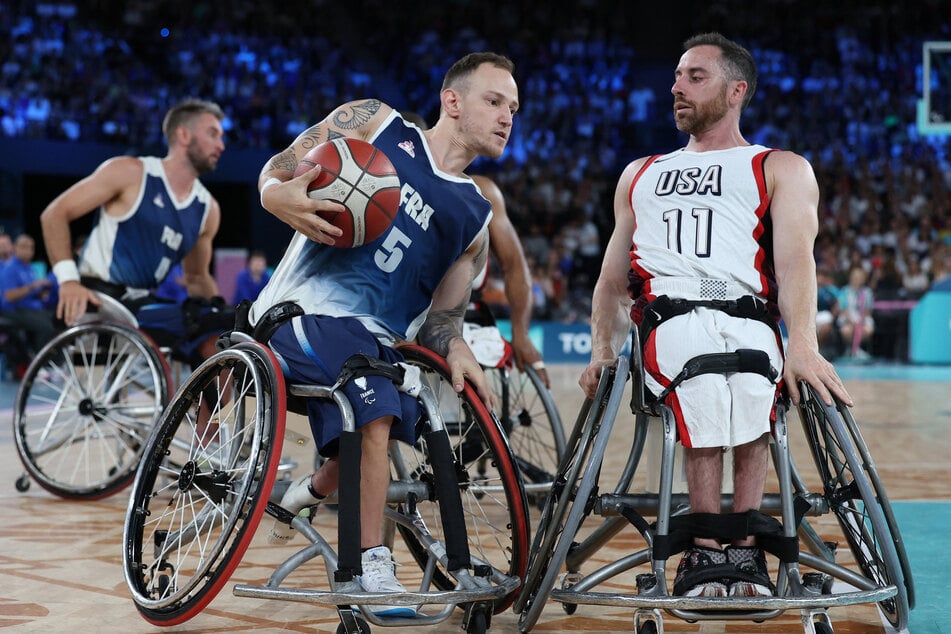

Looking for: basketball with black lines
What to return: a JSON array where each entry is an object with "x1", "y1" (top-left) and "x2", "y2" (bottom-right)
[{"x1": 294, "y1": 138, "x2": 401, "y2": 248}]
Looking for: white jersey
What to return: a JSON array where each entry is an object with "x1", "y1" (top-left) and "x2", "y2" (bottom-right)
[{"x1": 628, "y1": 145, "x2": 777, "y2": 305}]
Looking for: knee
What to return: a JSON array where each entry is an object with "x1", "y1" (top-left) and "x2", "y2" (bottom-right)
[{"x1": 361, "y1": 416, "x2": 392, "y2": 446}]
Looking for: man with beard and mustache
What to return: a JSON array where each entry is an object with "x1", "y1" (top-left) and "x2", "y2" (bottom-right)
[
  {"x1": 40, "y1": 98, "x2": 231, "y2": 365},
  {"x1": 580, "y1": 33, "x2": 852, "y2": 599}
]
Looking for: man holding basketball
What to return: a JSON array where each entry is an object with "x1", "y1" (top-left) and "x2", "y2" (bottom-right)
[
  {"x1": 581, "y1": 33, "x2": 851, "y2": 598},
  {"x1": 40, "y1": 98, "x2": 229, "y2": 364},
  {"x1": 252, "y1": 52, "x2": 518, "y2": 617}
]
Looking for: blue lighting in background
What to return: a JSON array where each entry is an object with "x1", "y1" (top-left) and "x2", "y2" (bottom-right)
[{"x1": 160, "y1": 28, "x2": 170, "y2": 38}]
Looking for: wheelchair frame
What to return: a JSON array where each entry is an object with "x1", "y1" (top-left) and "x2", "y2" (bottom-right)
[
  {"x1": 13, "y1": 292, "x2": 175, "y2": 498},
  {"x1": 515, "y1": 330, "x2": 913, "y2": 633},
  {"x1": 122, "y1": 334, "x2": 530, "y2": 634}
]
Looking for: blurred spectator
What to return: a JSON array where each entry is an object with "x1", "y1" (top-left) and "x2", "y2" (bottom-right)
[
  {"x1": 0, "y1": 233, "x2": 57, "y2": 375},
  {"x1": 0, "y1": 232, "x2": 12, "y2": 264},
  {"x1": 902, "y1": 254, "x2": 930, "y2": 296},
  {"x1": 837, "y1": 266, "x2": 875, "y2": 359},
  {"x1": 232, "y1": 249, "x2": 271, "y2": 304},
  {"x1": 816, "y1": 268, "x2": 842, "y2": 359}
]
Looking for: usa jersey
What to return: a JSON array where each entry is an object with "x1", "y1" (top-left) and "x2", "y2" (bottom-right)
[
  {"x1": 250, "y1": 112, "x2": 493, "y2": 343},
  {"x1": 628, "y1": 145, "x2": 777, "y2": 309},
  {"x1": 79, "y1": 156, "x2": 212, "y2": 289}
]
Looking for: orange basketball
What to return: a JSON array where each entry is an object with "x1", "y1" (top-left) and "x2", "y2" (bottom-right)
[{"x1": 294, "y1": 138, "x2": 401, "y2": 247}]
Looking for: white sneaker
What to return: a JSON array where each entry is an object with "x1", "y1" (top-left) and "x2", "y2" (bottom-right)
[
  {"x1": 266, "y1": 474, "x2": 321, "y2": 545},
  {"x1": 356, "y1": 546, "x2": 417, "y2": 618}
]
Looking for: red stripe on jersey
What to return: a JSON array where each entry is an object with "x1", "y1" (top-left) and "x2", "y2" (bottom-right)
[
  {"x1": 750, "y1": 149, "x2": 776, "y2": 297},
  {"x1": 628, "y1": 155, "x2": 662, "y2": 303}
]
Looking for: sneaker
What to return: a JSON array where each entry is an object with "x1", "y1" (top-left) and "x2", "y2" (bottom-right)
[
  {"x1": 266, "y1": 474, "x2": 321, "y2": 545},
  {"x1": 673, "y1": 546, "x2": 730, "y2": 597},
  {"x1": 725, "y1": 546, "x2": 775, "y2": 597},
  {"x1": 356, "y1": 546, "x2": 417, "y2": 618}
]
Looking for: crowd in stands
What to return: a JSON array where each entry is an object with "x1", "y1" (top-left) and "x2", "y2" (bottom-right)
[{"x1": 2, "y1": 1, "x2": 951, "y2": 361}]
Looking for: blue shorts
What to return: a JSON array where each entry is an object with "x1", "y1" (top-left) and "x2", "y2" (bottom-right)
[
  {"x1": 267, "y1": 314, "x2": 420, "y2": 456},
  {"x1": 134, "y1": 297, "x2": 234, "y2": 364}
]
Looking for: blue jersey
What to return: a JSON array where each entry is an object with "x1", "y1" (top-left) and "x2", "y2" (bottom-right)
[
  {"x1": 250, "y1": 111, "x2": 492, "y2": 343},
  {"x1": 78, "y1": 156, "x2": 212, "y2": 289}
]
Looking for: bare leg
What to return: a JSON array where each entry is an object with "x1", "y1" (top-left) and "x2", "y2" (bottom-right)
[
  {"x1": 358, "y1": 417, "x2": 393, "y2": 549},
  {"x1": 685, "y1": 446, "x2": 723, "y2": 549},
  {"x1": 731, "y1": 433, "x2": 769, "y2": 546}
]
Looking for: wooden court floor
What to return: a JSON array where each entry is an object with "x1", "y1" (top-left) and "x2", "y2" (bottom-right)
[{"x1": 1, "y1": 365, "x2": 948, "y2": 633}]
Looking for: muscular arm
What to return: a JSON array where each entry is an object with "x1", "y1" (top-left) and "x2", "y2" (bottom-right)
[
  {"x1": 472, "y1": 175, "x2": 548, "y2": 383},
  {"x1": 39, "y1": 156, "x2": 144, "y2": 322},
  {"x1": 579, "y1": 160, "x2": 640, "y2": 398},
  {"x1": 258, "y1": 99, "x2": 393, "y2": 245},
  {"x1": 418, "y1": 231, "x2": 494, "y2": 406},
  {"x1": 180, "y1": 197, "x2": 221, "y2": 298},
  {"x1": 769, "y1": 151, "x2": 852, "y2": 407}
]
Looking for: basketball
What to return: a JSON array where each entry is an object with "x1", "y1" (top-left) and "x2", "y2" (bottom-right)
[{"x1": 294, "y1": 138, "x2": 401, "y2": 248}]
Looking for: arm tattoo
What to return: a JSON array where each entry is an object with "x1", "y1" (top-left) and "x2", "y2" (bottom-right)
[
  {"x1": 418, "y1": 300, "x2": 468, "y2": 357},
  {"x1": 266, "y1": 148, "x2": 298, "y2": 175},
  {"x1": 471, "y1": 235, "x2": 490, "y2": 285},
  {"x1": 333, "y1": 100, "x2": 381, "y2": 129},
  {"x1": 418, "y1": 235, "x2": 487, "y2": 356}
]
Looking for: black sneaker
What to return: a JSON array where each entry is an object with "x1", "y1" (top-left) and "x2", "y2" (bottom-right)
[
  {"x1": 673, "y1": 546, "x2": 731, "y2": 597},
  {"x1": 725, "y1": 546, "x2": 775, "y2": 597}
]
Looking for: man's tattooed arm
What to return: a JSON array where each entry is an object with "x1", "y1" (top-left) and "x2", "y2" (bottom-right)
[
  {"x1": 417, "y1": 232, "x2": 490, "y2": 356},
  {"x1": 260, "y1": 100, "x2": 381, "y2": 180}
]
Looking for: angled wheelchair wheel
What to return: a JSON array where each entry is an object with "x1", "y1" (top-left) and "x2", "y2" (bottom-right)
[
  {"x1": 796, "y1": 381, "x2": 912, "y2": 631},
  {"x1": 487, "y1": 364, "x2": 565, "y2": 506},
  {"x1": 123, "y1": 342, "x2": 285, "y2": 626},
  {"x1": 13, "y1": 322, "x2": 171, "y2": 499},
  {"x1": 395, "y1": 345, "x2": 531, "y2": 614},
  {"x1": 515, "y1": 358, "x2": 627, "y2": 632}
]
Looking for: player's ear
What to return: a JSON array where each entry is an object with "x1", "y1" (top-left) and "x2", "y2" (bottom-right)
[{"x1": 440, "y1": 88, "x2": 462, "y2": 118}]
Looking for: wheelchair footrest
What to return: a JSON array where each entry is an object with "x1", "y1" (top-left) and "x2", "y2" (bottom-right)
[
  {"x1": 548, "y1": 584, "x2": 897, "y2": 611},
  {"x1": 232, "y1": 574, "x2": 520, "y2": 607}
]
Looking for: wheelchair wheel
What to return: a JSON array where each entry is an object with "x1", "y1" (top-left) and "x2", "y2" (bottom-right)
[
  {"x1": 487, "y1": 364, "x2": 565, "y2": 506},
  {"x1": 13, "y1": 322, "x2": 171, "y2": 499},
  {"x1": 394, "y1": 344, "x2": 531, "y2": 614},
  {"x1": 515, "y1": 359, "x2": 627, "y2": 632},
  {"x1": 123, "y1": 342, "x2": 285, "y2": 626},
  {"x1": 796, "y1": 382, "x2": 912, "y2": 631}
]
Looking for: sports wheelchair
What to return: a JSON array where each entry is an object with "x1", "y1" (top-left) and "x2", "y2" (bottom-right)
[
  {"x1": 13, "y1": 292, "x2": 175, "y2": 498},
  {"x1": 122, "y1": 330, "x2": 530, "y2": 633},
  {"x1": 515, "y1": 324, "x2": 914, "y2": 633},
  {"x1": 463, "y1": 300, "x2": 565, "y2": 504}
]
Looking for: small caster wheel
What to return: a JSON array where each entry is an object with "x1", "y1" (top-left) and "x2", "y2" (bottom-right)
[
  {"x1": 562, "y1": 602, "x2": 577, "y2": 615},
  {"x1": 814, "y1": 622, "x2": 834, "y2": 634},
  {"x1": 335, "y1": 616, "x2": 370, "y2": 634},
  {"x1": 636, "y1": 621, "x2": 658, "y2": 634},
  {"x1": 466, "y1": 609, "x2": 488, "y2": 634},
  {"x1": 16, "y1": 474, "x2": 31, "y2": 492}
]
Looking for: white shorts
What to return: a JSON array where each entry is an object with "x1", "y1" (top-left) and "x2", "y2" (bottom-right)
[{"x1": 643, "y1": 307, "x2": 783, "y2": 449}]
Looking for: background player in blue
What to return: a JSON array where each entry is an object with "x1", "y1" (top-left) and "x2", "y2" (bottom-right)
[
  {"x1": 253, "y1": 52, "x2": 518, "y2": 616},
  {"x1": 39, "y1": 98, "x2": 227, "y2": 362}
]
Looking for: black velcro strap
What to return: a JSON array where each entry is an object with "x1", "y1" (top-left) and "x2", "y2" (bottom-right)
[
  {"x1": 80, "y1": 276, "x2": 128, "y2": 300},
  {"x1": 652, "y1": 509, "x2": 802, "y2": 563},
  {"x1": 251, "y1": 301, "x2": 304, "y2": 343}
]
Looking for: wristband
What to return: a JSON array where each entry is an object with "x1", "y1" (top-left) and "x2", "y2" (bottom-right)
[
  {"x1": 52, "y1": 259, "x2": 80, "y2": 285},
  {"x1": 260, "y1": 177, "x2": 281, "y2": 206}
]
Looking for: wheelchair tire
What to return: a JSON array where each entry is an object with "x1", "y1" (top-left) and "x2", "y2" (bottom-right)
[
  {"x1": 516, "y1": 358, "x2": 627, "y2": 632},
  {"x1": 488, "y1": 363, "x2": 566, "y2": 507},
  {"x1": 13, "y1": 322, "x2": 171, "y2": 499},
  {"x1": 395, "y1": 344, "x2": 531, "y2": 614},
  {"x1": 123, "y1": 342, "x2": 285, "y2": 625},
  {"x1": 796, "y1": 381, "x2": 911, "y2": 631}
]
